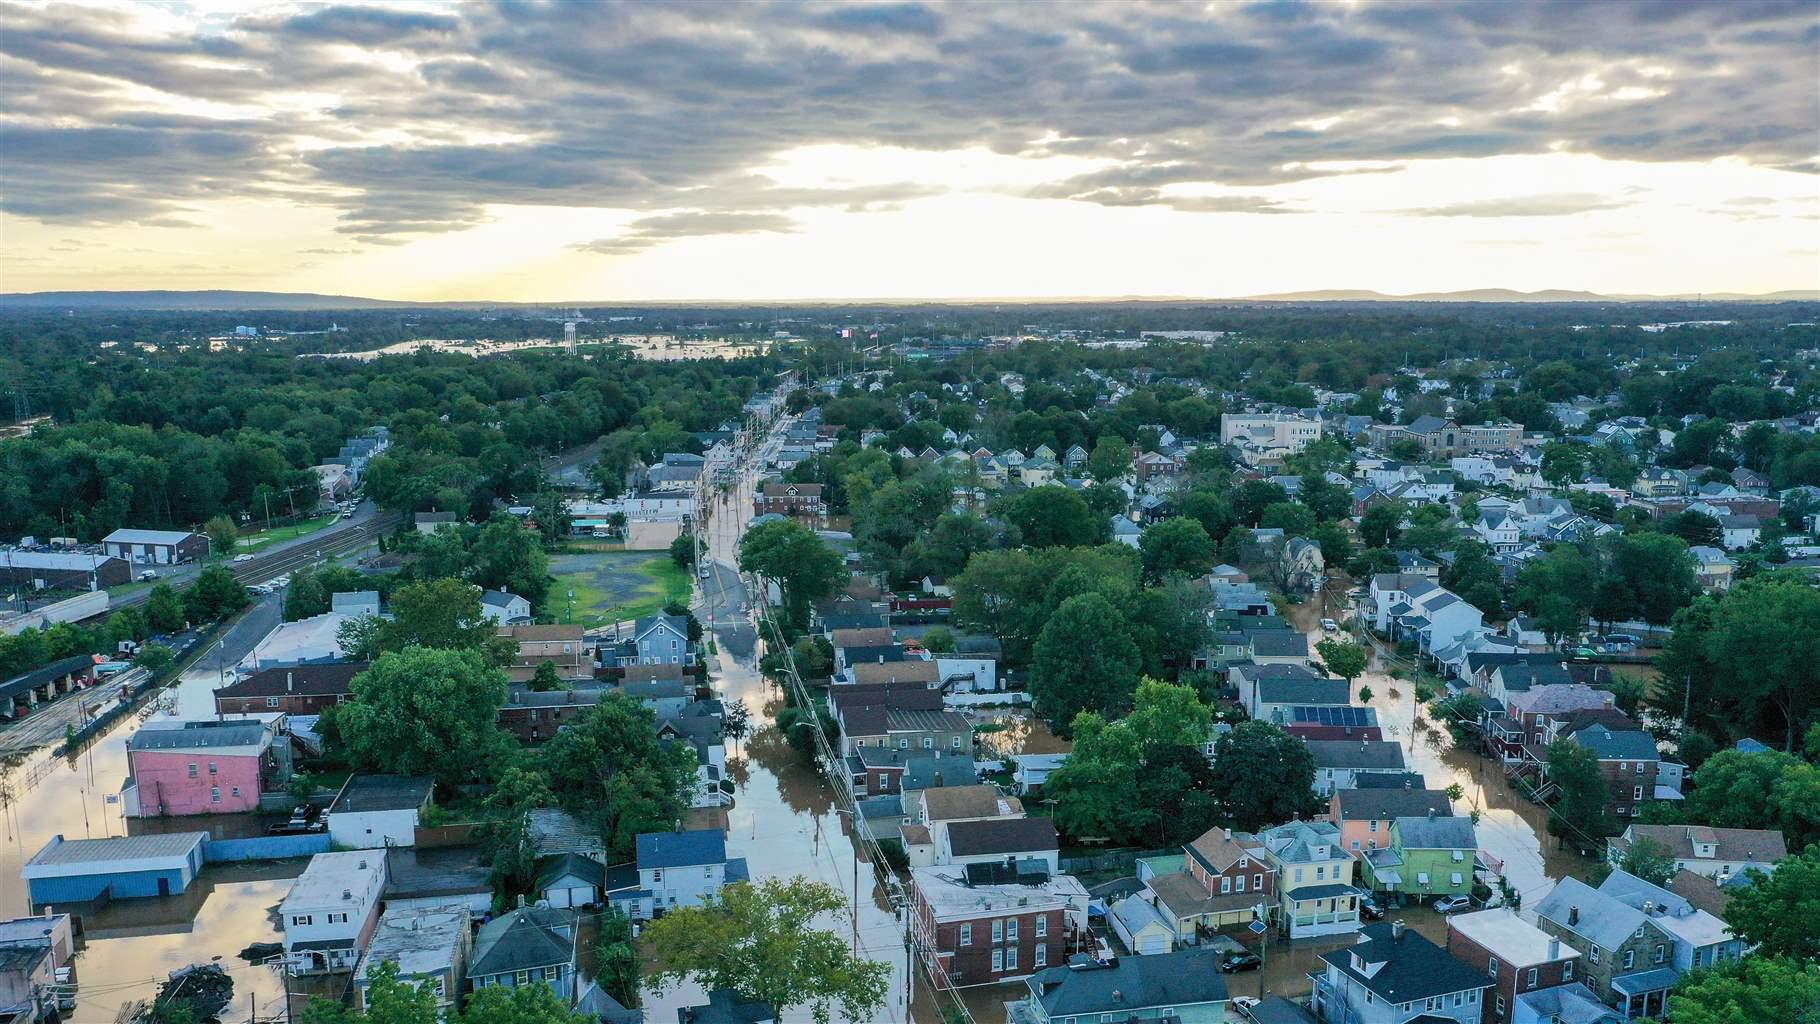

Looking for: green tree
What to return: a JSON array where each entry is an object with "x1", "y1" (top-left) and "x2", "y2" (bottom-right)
[
  {"x1": 541, "y1": 694, "x2": 697, "y2": 857},
  {"x1": 1614, "y1": 836, "x2": 1678, "y2": 887},
  {"x1": 1029, "y1": 593, "x2": 1140, "y2": 734},
  {"x1": 284, "y1": 567, "x2": 330, "y2": 620},
  {"x1": 203, "y1": 515, "x2": 238, "y2": 557},
  {"x1": 338, "y1": 648, "x2": 512, "y2": 788},
  {"x1": 669, "y1": 532, "x2": 697, "y2": 569},
  {"x1": 739, "y1": 519, "x2": 846, "y2": 628},
  {"x1": 1682, "y1": 750, "x2": 1820, "y2": 852},
  {"x1": 461, "y1": 974, "x2": 594, "y2": 1024},
  {"x1": 1172, "y1": 490, "x2": 1239, "y2": 546},
  {"x1": 645, "y1": 877, "x2": 890, "y2": 1024},
  {"x1": 1702, "y1": 577, "x2": 1820, "y2": 751},
  {"x1": 476, "y1": 764, "x2": 557, "y2": 900},
  {"x1": 1258, "y1": 501, "x2": 1315, "y2": 537},
  {"x1": 595, "y1": 907, "x2": 642, "y2": 1011},
  {"x1": 471, "y1": 513, "x2": 552, "y2": 607},
  {"x1": 1298, "y1": 473, "x2": 1351, "y2": 523},
  {"x1": 336, "y1": 961, "x2": 439, "y2": 1024},
  {"x1": 1604, "y1": 532, "x2": 1699, "y2": 626},
  {"x1": 1087, "y1": 435, "x2": 1132, "y2": 483},
  {"x1": 1047, "y1": 681, "x2": 1217, "y2": 846},
  {"x1": 135, "y1": 642, "x2": 174, "y2": 674},
  {"x1": 1722, "y1": 845, "x2": 1820, "y2": 963},
  {"x1": 910, "y1": 512, "x2": 998, "y2": 578},
  {"x1": 378, "y1": 578, "x2": 503, "y2": 657},
  {"x1": 337, "y1": 615, "x2": 383, "y2": 660},
  {"x1": 185, "y1": 566, "x2": 250, "y2": 623},
  {"x1": 996, "y1": 485, "x2": 1104, "y2": 548},
  {"x1": 1209, "y1": 721, "x2": 1317, "y2": 832},
  {"x1": 1663, "y1": 956, "x2": 1820, "y2": 1024},
  {"x1": 1546, "y1": 738, "x2": 1615, "y2": 850},
  {"x1": 1360, "y1": 502, "x2": 1405, "y2": 549},
  {"x1": 1232, "y1": 479, "x2": 1291, "y2": 527},
  {"x1": 919, "y1": 626, "x2": 957, "y2": 653},
  {"x1": 529, "y1": 660, "x2": 562, "y2": 692},
  {"x1": 1139, "y1": 516, "x2": 1216, "y2": 583},
  {"x1": 1315, "y1": 638, "x2": 1369, "y2": 685}
]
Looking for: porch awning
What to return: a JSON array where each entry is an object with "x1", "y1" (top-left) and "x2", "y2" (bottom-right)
[{"x1": 1611, "y1": 968, "x2": 1680, "y2": 996}]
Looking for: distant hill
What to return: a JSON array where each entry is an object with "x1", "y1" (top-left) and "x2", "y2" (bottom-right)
[
  {"x1": 0, "y1": 290, "x2": 425, "y2": 311},
  {"x1": 1240, "y1": 287, "x2": 1819, "y2": 302}
]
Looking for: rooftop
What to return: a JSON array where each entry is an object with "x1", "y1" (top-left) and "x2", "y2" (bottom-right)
[
  {"x1": 945, "y1": 818, "x2": 1059, "y2": 857},
  {"x1": 1307, "y1": 740, "x2": 1408, "y2": 771},
  {"x1": 24, "y1": 831, "x2": 206, "y2": 869},
  {"x1": 357, "y1": 905, "x2": 469, "y2": 983},
  {"x1": 1320, "y1": 922, "x2": 1492, "y2": 1002},
  {"x1": 282, "y1": 851, "x2": 386, "y2": 911},
  {"x1": 215, "y1": 662, "x2": 367, "y2": 699},
  {"x1": 1024, "y1": 949, "x2": 1229, "y2": 1016},
  {"x1": 1448, "y1": 909, "x2": 1581, "y2": 965},
  {"x1": 912, "y1": 866, "x2": 1086, "y2": 921},
  {"x1": 330, "y1": 774, "x2": 435, "y2": 814},
  {"x1": 636, "y1": 829, "x2": 727, "y2": 869},
  {"x1": 920, "y1": 785, "x2": 1020, "y2": 821},
  {"x1": 127, "y1": 718, "x2": 273, "y2": 753}
]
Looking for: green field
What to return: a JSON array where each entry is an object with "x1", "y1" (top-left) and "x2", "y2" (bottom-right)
[
  {"x1": 239, "y1": 514, "x2": 338, "y2": 552},
  {"x1": 550, "y1": 550, "x2": 694, "y2": 628}
]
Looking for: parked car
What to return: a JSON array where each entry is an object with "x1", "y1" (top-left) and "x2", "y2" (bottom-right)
[
  {"x1": 137, "y1": 569, "x2": 158, "y2": 581},
  {"x1": 1231, "y1": 996, "x2": 1261, "y2": 1021},
  {"x1": 1360, "y1": 895, "x2": 1386, "y2": 921},
  {"x1": 1433, "y1": 895, "x2": 1472, "y2": 914},
  {"x1": 1219, "y1": 951, "x2": 1263, "y2": 973},
  {"x1": 1320, "y1": 618, "x2": 1339, "y2": 632},
  {"x1": 233, "y1": 554, "x2": 255, "y2": 562}
]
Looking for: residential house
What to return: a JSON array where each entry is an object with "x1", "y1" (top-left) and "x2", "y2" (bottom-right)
[
  {"x1": 1006, "y1": 948, "x2": 1230, "y2": 1024},
  {"x1": 830, "y1": 686, "x2": 970, "y2": 758},
  {"x1": 1686, "y1": 546, "x2": 1734, "y2": 592},
  {"x1": 1257, "y1": 819, "x2": 1363, "y2": 938},
  {"x1": 214, "y1": 662, "x2": 365, "y2": 716},
  {"x1": 1232, "y1": 664, "x2": 1347, "y2": 723},
  {"x1": 1598, "y1": 871, "x2": 1744, "y2": 978},
  {"x1": 1446, "y1": 909, "x2": 1601, "y2": 1024},
  {"x1": 1311, "y1": 921, "x2": 1492, "y2": 1024},
  {"x1": 20, "y1": 832, "x2": 208, "y2": 903},
  {"x1": 1532, "y1": 878, "x2": 1677, "y2": 1020},
  {"x1": 1145, "y1": 826, "x2": 1276, "y2": 943},
  {"x1": 354, "y1": 905, "x2": 471, "y2": 1011},
  {"x1": 0, "y1": 913, "x2": 76, "y2": 1024},
  {"x1": 498, "y1": 686, "x2": 605, "y2": 745},
  {"x1": 1716, "y1": 514, "x2": 1761, "y2": 551},
  {"x1": 1012, "y1": 753, "x2": 1070, "y2": 796},
  {"x1": 940, "y1": 818, "x2": 1060, "y2": 873},
  {"x1": 911, "y1": 785, "x2": 1025, "y2": 866},
  {"x1": 498, "y1": 625, "x2": 596, "y2": 684},
  {"x1": 1282, "y1": 705, "x2": 1382, "y2": 742},
  {"x1": 613, "y1": 830, "x2": 748, "y2": 922},
  {"x1": 1605, "y1": 825, "x2": 1785, "y2": 884},
  {"x1": 1109, "y1": 893, "x2": 1177, "y2": 955},
  {"x1": 468, "y1": 905, "x2": 579, "y2": 1003},
  {"x1": 1329, "y1": 787, "x2": 1454, "y2": 855},
  {"x1": 534, "y1": 854, "x2": 605, "y2": 910},
  {"x1": 328, "y1": 775, "x2": 435, "y2": 850},
  {"x1": 479, "y1": 590, "x2": 533, "y2": 626},
  {"x1": 1472, "y1": 512, "x2": 1522, "y2": 552},
  {"x1": 608, "y1": 614, "x2": 693, "y2": 668},
  {"x1": 1564, "y1": 724, "x2": 1663, "y2": 821},
  {"x1": 848, "y1": 659, "x2": 942, "y2": 687},
  {"x1": 912, "y1": 864, "x2": 1090, "y2": 988},
  {"x1": 847, "y1": 748, "x2": 976, "y2": 798},
  {"x1": 122, "y1": 717, "x2": 289, "y2": 817},
  {"x1": 657, "y1": 702, "x2": 730, "y2": 809},
  {"x1": 1308, "y1": 741, "x2": 1410, "y2": 797},
  {"x1": 414, "y1": 512, "x2": 459, "y2": 534},
  {"x1": 282, "y1": 851, "x2": 388, "y2": 975},
  {"x1": 1359, "y1": 814, "x2": 1477, "y2": 904},
  {"x1": 677, "y1": 990, "x2": 775, "y2": 1024}
]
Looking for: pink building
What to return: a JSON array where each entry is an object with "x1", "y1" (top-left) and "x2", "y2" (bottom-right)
[{"x1": 123, "y1": 717, "x2": 287, "y2": 817}]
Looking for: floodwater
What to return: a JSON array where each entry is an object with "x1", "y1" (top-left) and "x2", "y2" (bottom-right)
[
  {"x1": 0, "y1": 595, "x2": 307, "y2": 1023},
  {"x1": 971, "y1": 713, "x2": 1070, "y2": 759},
  {"x1": 300, "y1": 335, "x2": 771, "y2": 362}
]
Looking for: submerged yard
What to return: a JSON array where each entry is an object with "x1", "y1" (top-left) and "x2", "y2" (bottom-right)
[{"x1": 549, "y1": 550, "x2": 694, "y2": 628}]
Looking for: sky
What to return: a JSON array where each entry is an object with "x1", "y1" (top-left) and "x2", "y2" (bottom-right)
[{"x1": 1, "y1": 0, "x2": 1817, "y2": 302}]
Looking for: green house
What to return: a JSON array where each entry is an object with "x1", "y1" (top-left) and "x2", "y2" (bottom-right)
[{"x1": 1360, "y1": 814, "x2": 1476, "y2": 903}]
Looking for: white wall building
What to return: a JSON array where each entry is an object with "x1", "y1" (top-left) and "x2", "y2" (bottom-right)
[{"x1": 282, "y1": 852, "x2": 388, "y2": 974}]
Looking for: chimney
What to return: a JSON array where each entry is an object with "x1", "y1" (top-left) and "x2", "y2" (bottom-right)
[
  {"x1": 1427, "y1": 807, "x2": 1437, "y2": 820},
  {"x1": 1568, "y1": 906, "x2": 1580, "y2": 926},
  {"x1": 1225, "y1": 828, "x2": 1233, "y2": 841},
  {"x1": 1391, "y1": 920, "x2": 1406, "y2": 940},
  {"x1": 1548, "y1": 937, "x2": 1560, "y2": 960},
  {"x1": 1405, "y1": 776, "x2": 1413, "y2": 790},
  {"x1": 286, "y1": 671, "x2": 294, "y2": 693}
]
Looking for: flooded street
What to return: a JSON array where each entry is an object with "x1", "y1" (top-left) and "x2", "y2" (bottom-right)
[{"x1": 0, "y1": 596, "x2": 297, "y2": 1023}]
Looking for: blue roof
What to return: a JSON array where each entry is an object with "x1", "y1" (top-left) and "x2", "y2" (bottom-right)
[{"x1": 636, "y1": 829, "x2": 727, "y2": 869}]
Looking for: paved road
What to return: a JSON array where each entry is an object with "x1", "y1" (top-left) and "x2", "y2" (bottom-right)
[{"x1": 0, "y1": 668, "x2": 143, "y2": 759}]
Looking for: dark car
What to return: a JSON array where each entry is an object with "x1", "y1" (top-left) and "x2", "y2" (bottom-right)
[
  {"x1": 1360, "y1": 896, "x2": 1386, "y2": 921},
  {"x1": 1219, "y1": 951, "x2": 1263, "y2": 973}
]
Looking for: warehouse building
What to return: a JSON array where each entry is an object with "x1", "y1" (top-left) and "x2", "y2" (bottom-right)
[
  {"x1": 20, "y1": 832, "x2": 208, "y2": 904},
  {"x1": 0, "y1": 550, "x2": 131, "y2": 591},
  {"x1": 100, "y1": 530, "x2": 209, "y2": 565}
]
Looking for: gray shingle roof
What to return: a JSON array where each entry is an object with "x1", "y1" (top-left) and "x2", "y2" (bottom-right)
[
  {"x1": 1570, "y1": 724, "x2": 1659, "y2": 761},
  {"x1": 470, "y1": 906, "x2": 575, "y2": 977},
  {"x1": 1318, "y1": 923, "x2": 1492, "y2": 1002},
  {"x1": 1027, "y1": 949, "x2": 1229, "y2": 1015},
  {"x1": 1335, "y1": 789, "x2": 1453, "y2": 822},
  {"x1": 1306, "y1": 740, "x2": 1408, "y2": 771},
  {"x1": 1534, "y1": 877, "x2": 1651, "y2": 952},
  {"x1": 1393, "y1": 815, "x2": 1476, "y2": 850}
]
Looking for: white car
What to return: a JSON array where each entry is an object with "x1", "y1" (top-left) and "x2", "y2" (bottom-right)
[
  {"x1": 137, "y1": 570, "x2": 158, "y2": 582},
  {"x1": 1231, "y1": 997, "x2": 1261, "y2": 1021},
  {"x1": 1320, "y1": 618, "x2": 1339, "y2": 632},
  {"x1": 1433, "y1": 895, "x2": 1473, "y2": 914},
  {"x1": 234, "y1": 553, "x2": 255, "y2": 562}
]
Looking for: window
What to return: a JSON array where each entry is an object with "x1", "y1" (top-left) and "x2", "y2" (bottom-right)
[
  {"x1": 652, "y1": 869, "x2": 663, "y2": 883},
  {"x1": 1451, "y1": 872, "x2": 1464, "y2": 886},
  {"x1": 1563, "y1": 961, "x2": 1574, "y2": 981},
  {"x1": 1235, "y1": 875, "x2": 1247, "y2": 892},
  {"x1": 1488, "y1": 957, "x2": 1499, "y2": 979},
  {"x1": 898, "y1": 738, "x2": 909, "y2": 749},
  {"x1": 1417, "y1": 872, "x2": 1430, "y2": 886},
  {"x1": 1623, "y1": 950, "x2": 1635, "y2": 969},
  {"x1": 1316, "y1": 866, "x2": 1325, "y2": 880},
  {"x1": 951, "y1": 736, "x2": 963, "y2": 749},
  {"x1": 1634, "y1": 785, "x2": 1644, "y2": 801},
  {"x1": 329, "y1": 913, "x2": 348, "y2": 925},
  {"x1": 1005, "y1": 947, "x2": 1017, "y2": 971},
  {"x1": 230, "y1": 786, "x2": 240, "y2": 797},
  {"x1": 1453, "y1": 993, "x2": 1463, "y2": 1008},
  {"x1": 877, "y1": 774, "x2": 888, "y2": 789},
  {"x1": 1239, "y1": 856, "x2": 1248, "y2": 868},
  {"x1": 1254, "y1": 873, "x2": 1264, "y2": 890},
  {"x1": 991, "y1": 950, "x2": 1003, "y2": 972},
  {"x1": 1591, "y1": 948, "x2": 1601, "y2": 964},
  {"x1": 1692, "y1": 949, "x2": 1702, "y2": 967},
  {"x1": 266, "y1": 697, "x2": 280, "y2": 708},
  {"x1": 1618, "y1": 762, "x2": 1627, "y2": 772},
  {"x1": 1636, "y1": 762, "x2": 1645, "y2": 775},
  {"x1": 704, "y1": 866, "x2": 714, "y2": 877},
  {"x1": 1035, "y1": 916, "x2": 1047, "y2": 937},
  {"x1": 959, "y1": 924, "x2": 972, "y2": 946},
  {"x1": 1452, "y1": 848, "x2": 1465, "y2": 862},
  {"x1": 1007, "y1": 919, "x2": 1018, "y2": 941},
  {"x1": 188, "y1": 763, "x2": 199, "y2": 778},
  {"x1": 291, "y1": 915, "x2": 313, "y2": 926},
  {"x1": 1294, "y1": 868, "x2": 1304, "y2": 883},
  {"x1": 1495, "y1": 995, "x2": 1505, "y2": 1017},
  {"x1": 1351, "y1": 840, "x2": 1360, "y2": 850},
  {"x1": 923, "y1": 737, "x2": 934, "y2": 749},
  {"x1": 1034, "y1": 946, "x2": 1047, "y2": 968},
  {"x1": 992, "y1": 920, "x2": 1003, "y2": 943},
  {"x1": 1221, "y1": 877, "x2": 1231, "y2": 893},
  {"x1": 1618, "y1": 806, "x2": 1629, "y2": 816},
  {"x1": 210, "y1": 787, "x2": 221, "y2": 803},
  {"x1": 1653, "y1": 944, "x2": 1665, "y2": 964},
  {"x1": 1370, "y1": 820, "x2": 1380, "y2": 833},
  {"x1": 544, "y1": 967, "x2": 559, "y2": 981},
  {"x1": 1527, "y1": 968, "x2": 1538, "y2": 989},
  {"x1": 208, "y1": 762, "x2": 217, "y2": 775},
  {"x1": 515, "y1": 970, "x2": 530, "y2": 986}
]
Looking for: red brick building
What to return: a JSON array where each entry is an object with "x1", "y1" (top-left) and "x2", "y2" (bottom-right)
[
  {"x1": 1447, "y1": 908, "x2": 1585, "y2": 1024},
  {"x1": 911, "y1": 863, "x2": 1087, "y2": 988},
  {"x1": 754, "y1": 482, "x2": 826, "y2": 518},
  {"x1": 213, "y1": 662, "x2": 366, "y2": 716},
  {"x1": 496, "y1": 685, "x2": 604, "y2": 744}
]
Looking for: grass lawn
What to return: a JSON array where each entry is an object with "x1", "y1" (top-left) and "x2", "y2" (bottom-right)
[
  {"x1": 239, "y1": 514, "x2": 338, "y2": 552},
  {"x1": 551, "y1": 550, "x2": 694, "y2": 629}
]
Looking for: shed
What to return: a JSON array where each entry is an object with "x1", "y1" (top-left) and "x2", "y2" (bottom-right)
[
  {"x1": 328, "y1": 775, "x2": 434, "y2": 849},
  {"x1": 21, "y1": 832, "x2": 207, "y2": 903}
]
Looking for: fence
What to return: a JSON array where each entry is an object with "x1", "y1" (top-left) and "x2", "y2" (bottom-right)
[
  {"x1": 1059, "y1": 846, "x2": 1179, "y2": 876},
  {"x1": 415, "y1": 822, "x2": 481, "y2": 848},
  {"x1": 205, "y1": 833, "x2": 330, "y2": 863}
]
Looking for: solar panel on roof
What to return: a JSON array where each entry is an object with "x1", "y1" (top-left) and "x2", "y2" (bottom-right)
[{"x1": 1290, "y1": 705, "x2": 1374, "y2": 726}]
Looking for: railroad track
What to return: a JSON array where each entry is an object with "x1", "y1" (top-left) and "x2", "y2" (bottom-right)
[{"x1": 225, "y1": 512, "x2": 401, "y2": 586}]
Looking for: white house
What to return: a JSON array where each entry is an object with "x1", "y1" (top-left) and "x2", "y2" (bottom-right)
[
  {"x1": 479, "y1": 590, "x2": 533, "y2": 625},
  {"x1": 614, "y1": 830, "x2": 748, "y2": 921},
  {"x1": 1471, "y1": 512, "x2": 1521, "y2": 552},
  {"x1": 327, "y1": 775, "x2": 434, "y2": 850},
  {"x1": 282, "y1": 851, "x2": 388, "y2": 974},
  {"x1": 935, "y1": 656, "x2": 998, "y2": 692}
]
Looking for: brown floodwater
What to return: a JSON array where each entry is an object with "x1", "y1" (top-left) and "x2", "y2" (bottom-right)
[{"x1": 972, "y1": 712, "x2": 1071, "y2": 759}]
